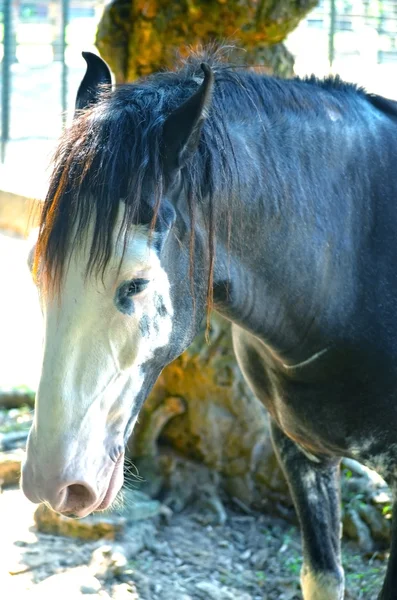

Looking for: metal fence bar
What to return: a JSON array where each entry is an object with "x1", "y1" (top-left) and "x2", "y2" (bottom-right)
[
  {"x1": 61, "y1": 0, "x2": 70, "y2": 126},
  {"x1": 1, "y1": 0, "x2": 396, "y2": 156},
  {"x1": 1, "y1": 0, "x2": 12, "y2": 163},
  {"x1": 329, "y1": 0, "x2": 337, "y2": 68}
]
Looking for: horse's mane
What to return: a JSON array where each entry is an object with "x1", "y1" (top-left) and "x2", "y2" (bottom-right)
[
  {"x1": 34, "y1": 45, "x2": 387, "y2": 307},
  {"x1": 34, "y1": 47, "x2": 240, "y2": 304}
]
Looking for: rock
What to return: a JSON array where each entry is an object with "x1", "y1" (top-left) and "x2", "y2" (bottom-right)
[
  {"x1": 341, "y1": 460, "x2": 392, "y2": 546},
  {"x1": 373, "y1": 491, "x2": 392, "y2": 505},
  {"x1": 250, "y1": 547, "x2": 270, "y2": 570},
  {"x1": 122, "y1": 520, "x2": 157, "y2": 558},
  {"x1": 159, "y1": 504, "x2": 173, "y2": 524},
  {"x1": 121, "y1": 536, "x2": 145, "y2": 559},
  {"x1": 358, "y1": 503, "x2": 391, "y2": 545},
  {"x1": 195, "y1": 581, "x2": 252, "y2": 600},
  {"x1": 90, "y1": 544, "x2": 128, "y2": 580},
  {"x1": 27, "y1": 567, "x2": 108, "y2": 599},
  {"x1": 110, "y1": 583, "x2": 140, "y2": 599},
  {"x1": 194, "y1": 484, "x2": 227, "y2": 526},
  {"x1": 80, "y1": 578, "x2": 102, "y2": 594},
  {"x1": 143, "y1": 528, "x2": 174, "y2": 556},
  {"x1": 240, "y1": 549, "x2": 251, "y2": 561},
  {"x1": 118, "y1": 566, "x2": 151, "y2": 598},
  {"x1": 8, "y1": 546, "x2": 57, "y2": 574},
  {"x1": 0, "y1": 449, "x2": 23, "y2": 486},
  {"x1": 119, "y1": 489, "x2": 162, "y2": 522},
  {"x1": 34, "y1": 504, "x2": 127, "y2": 541},
  {"x1": 343, "y1": 508, "x2": 374, "y2": 552}
]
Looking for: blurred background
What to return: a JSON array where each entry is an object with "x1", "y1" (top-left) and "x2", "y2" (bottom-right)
[
  {"x1": 0, "y1": 2, "x2": 397, "y2": 599},
  {"x1": 1, "y1": 1, "x2": 397, "y2": 197}
]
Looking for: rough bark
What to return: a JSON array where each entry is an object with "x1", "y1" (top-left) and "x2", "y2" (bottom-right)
[
  {"x1": 96, "y1": 0, "x2": 317, "y2": 83},
  {"x1": 95, "y1": 0, "x2": 318, "y2": 513}
]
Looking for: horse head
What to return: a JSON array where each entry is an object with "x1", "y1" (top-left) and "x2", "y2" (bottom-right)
[{"x1": 22, "y1": 53, "x2": 214, "y2": 517}]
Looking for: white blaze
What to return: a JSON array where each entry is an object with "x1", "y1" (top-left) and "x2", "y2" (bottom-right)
[{"x1": 23, "y1": 205, "x2": 173, "y2": 510}]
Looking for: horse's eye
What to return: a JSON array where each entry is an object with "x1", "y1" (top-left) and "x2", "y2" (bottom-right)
[{"x1": 125, "y1": 279, "x2": 149, "y2": 297}]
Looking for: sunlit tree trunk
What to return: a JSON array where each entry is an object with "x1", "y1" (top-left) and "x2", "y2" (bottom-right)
[{"x1": 96, "y1": 0, "x2": 318, "y2": 83}]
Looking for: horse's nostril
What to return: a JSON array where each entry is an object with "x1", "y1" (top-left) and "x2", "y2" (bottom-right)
[{"x1": 63, "y1": 483, "x2": 96, "y2": 513}]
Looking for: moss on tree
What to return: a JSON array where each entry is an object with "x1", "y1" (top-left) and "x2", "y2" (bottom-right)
[{"x1": 96, "y1": 0, "x2": 317, "y2": 83}]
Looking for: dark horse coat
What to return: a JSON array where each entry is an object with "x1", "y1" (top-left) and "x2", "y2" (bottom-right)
[{"x1": 26, "y1": 49, "x2": 397, "y2": 599}]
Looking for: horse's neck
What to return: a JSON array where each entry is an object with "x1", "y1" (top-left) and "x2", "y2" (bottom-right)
[
  {"x1": 208, "y1": 82, "x2": 397, "y2": 361},
  {"x1": 212, "y1": 238, "x2": 324, "y2": 358},
  {"x1": 210, "y1": 125, "x2": 361, "y2": 359}
]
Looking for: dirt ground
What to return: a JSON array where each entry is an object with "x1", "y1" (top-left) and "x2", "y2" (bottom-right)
[{"x1": 0, "y1": 478, "x2": 389, "y2": 600}]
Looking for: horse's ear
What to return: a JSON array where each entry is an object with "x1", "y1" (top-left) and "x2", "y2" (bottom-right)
[
  {"x1": 75, "y1": 52, "x2": 111, "y2": 112},
  {"x1": 162, "y1": 63, "x2": 214, "y2": 173}
]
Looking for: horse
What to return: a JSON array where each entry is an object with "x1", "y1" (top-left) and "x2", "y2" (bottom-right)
[{"x1": 21, "y1": 47, "x2": 397, "y2": 599}]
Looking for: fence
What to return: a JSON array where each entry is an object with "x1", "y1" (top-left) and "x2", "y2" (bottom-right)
[
  {"x1": 289, "y1": 0, "x2": 397, "y2": 98},
  {"x1": 1, "y1": 0, "x2": 397, "y2": 165},
  {"x1": 0, "y1": 0, "x2": 105, "y2": 162}
]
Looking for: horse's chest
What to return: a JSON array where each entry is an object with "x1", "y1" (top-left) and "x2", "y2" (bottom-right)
[
  {"x1": 234, "y1": 327, "x2": 397, "y2": 462},
  {"x1": 256, "y1": 371, "x2": 343, "y2": 456},
  {"x1": 232, "y1": 328, "x2": 353, "y2": 456}
]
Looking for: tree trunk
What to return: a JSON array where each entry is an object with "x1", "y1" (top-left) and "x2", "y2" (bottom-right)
[
  {"x1": 96, "y1": 0, "x2": 317, "y2": 83},
  {"x1": 129, "y1": 315, "x2": 291, "y2": 515},
  {"x1": 95, "y1": 0, "x2": 318, "y2": 515}
]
